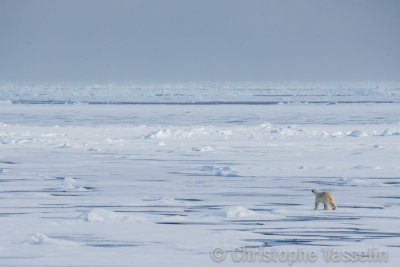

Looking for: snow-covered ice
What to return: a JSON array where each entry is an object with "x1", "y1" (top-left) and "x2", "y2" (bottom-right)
[{"x1": 0, "y1": 83, "x2": 400, "y2": 266}]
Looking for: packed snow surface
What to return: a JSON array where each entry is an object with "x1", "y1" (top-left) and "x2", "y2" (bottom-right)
[{"x1": 0, "y1": 82, "x2": 400, "y2": 266}]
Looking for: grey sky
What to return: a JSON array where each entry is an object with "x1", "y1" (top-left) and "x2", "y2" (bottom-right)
[{"x1": 0, "y1": 0, "x2": 399, "y2": 82}]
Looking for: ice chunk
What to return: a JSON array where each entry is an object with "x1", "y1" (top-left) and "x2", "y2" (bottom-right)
[
  {"x1": 200, "y1": 165, "x2": 239, "y2": 177},
  {"x1": 381, "y1": 129, "x2": 400, "y2": 136},
  {"x1": 347, "y1": 130, "x2": 368, "y2": 137},
  {"x1": 78, "y1": 208, "x2": 146, "y2": 223},
  {"x1": 192, "y1": 146, "x2": 213, "y2": 152},
  {"x1": 29, "y1": 233, "x2": 79, "y2": 246},
  {"x1": 225, "y1": 206, "x2": 256, "y2": 218},
  {"x1": 62, "y1": 177, "x2": 87, "y2": 191},
  {"x1": 206, "y1": 206, "x2": 256, "y2": 219}
]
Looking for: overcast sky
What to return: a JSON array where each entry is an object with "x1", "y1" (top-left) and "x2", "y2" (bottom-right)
[{"x1": 0, "y1": 0, "x2": 399, "y2": 83}]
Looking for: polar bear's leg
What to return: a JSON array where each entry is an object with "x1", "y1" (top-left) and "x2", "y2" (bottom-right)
[
  {"x1": 314, "y1": 201, "x2": 319, "y2": 210},
  {"x1": 330, "y1": 200, "x2": 336, "y2": 210},
  {"x1": 323, "y1": 202, "x2": 329, "y2": 210}
]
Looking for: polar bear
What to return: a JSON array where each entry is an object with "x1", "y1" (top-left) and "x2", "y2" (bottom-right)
[{"x1": 312, "y1": 189, "x2": 336, "y2": 210}]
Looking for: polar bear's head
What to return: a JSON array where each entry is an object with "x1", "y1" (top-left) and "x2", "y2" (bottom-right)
[{"x1": 311, "y1": 189, "x2": 320, "y2": 195}]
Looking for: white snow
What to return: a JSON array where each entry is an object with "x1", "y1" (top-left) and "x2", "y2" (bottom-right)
[{"x1": 0, "y1": 83, "x2": 400, "y2": 266}]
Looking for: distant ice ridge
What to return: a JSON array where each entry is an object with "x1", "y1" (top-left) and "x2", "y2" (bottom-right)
[
  {"x1": 1, "y1": 81, "x2": 400, "y2": 104},
  {"x1": 144, "y1": 128, "x2": 231, "y2": 139},
  {"x1": 0, "y1": 100, "x2": 12, "y2": 105},
  {"x1": 336, "y1": 177, "x2": 385, "y2": 186}
]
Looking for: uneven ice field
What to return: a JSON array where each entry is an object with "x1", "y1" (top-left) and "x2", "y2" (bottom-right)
[
  {"x1": 1, "y1": 81, "x2": 400, "y2": 104},
  {"x1": 0, "y1": 84, "x2": 400, "y2": 266}
]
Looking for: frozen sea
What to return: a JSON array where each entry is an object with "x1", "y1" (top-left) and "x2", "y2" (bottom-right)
[{"x1": 0, "y1": 82, "x2": 400, "y2": 266}]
